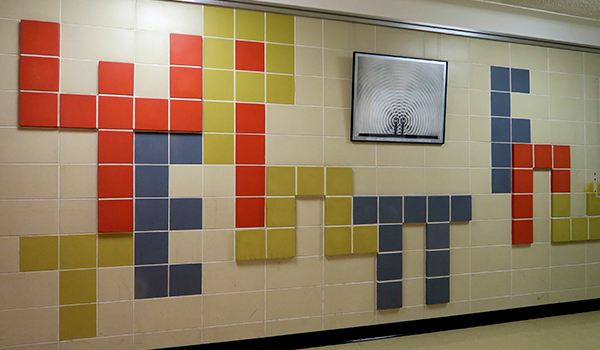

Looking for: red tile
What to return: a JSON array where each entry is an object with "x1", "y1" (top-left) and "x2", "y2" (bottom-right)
[
  {"x1": 98, "y1": 130, "x2": 133, "y2": 164},
  {"x1": 551, "y1": 169, "x2": 571, "y2": 193},
  {"x1": 20, "y1": 20, "x2": 60, "y2": 56},
  {"x1": 236, "y1": 134, "x2": 265, "y2": 165},
  {"x1": 135, "y1": 98, "x2": 168, "y2": 131},
  {"x1": 19, "y1": 91, "x2": 58, "y2": 127},
  {"x1": 98, "y1": 61, "x2": 134, "y2": 96},
  {"x1": 98, "y1": 165, "x2": 133, "y2": 198},
  {"x1": 512, "y1": 143, "x2": 533, "y2": 168},
  {"x1": 170, "y1": 99, "x2": 202, "y2": 132},
  {"x1": 553, "y1": 145, "x2": 571, "y2": 169},
  {"x1": 98, "y1": 96, "x2": 133, "y2": 130},
  {"x1": 512, "y1": 219, "x2": 533, "y2": 245},
  {"x1": 98, "y1": 199, "x2": 133, "y2": 233},
  {"x1": 236, "y1": 166, "x2": 265, "y2": 196},
  {"x1": 170, "y1": 66, "x2": 202, "y2": 99},
  {"x1": 512, "y1": 169, "x2": 533, "y2": 193},
  {"x1": 534, "y1": 144, "x2": 552, "y2": 169},
  {"x1": 512, "y1": 194, "x2": 533, "y2": 219},
  {"x1": 236, "y1": 41, "x2": 264, "y2": 72},
  {"x1": 236, "y1": 197, "x2": 265, "y2": 228},
  {"x1": 236, "y1": 103, "x2": 265, "y2": 134},
  {"x1": 20, "y1": 56, "x2": 59, "y2": 91},
  {"x1": 60, "y1": 94, "x2": 97, "y2": 129},
  {"x1": 170, "y1": 34, "x2": 202, "y2": 66}
]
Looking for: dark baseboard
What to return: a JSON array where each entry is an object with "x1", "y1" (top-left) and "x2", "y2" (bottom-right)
[{"x1": 165, "y1": 298, "x2": 600, "y2": 350}]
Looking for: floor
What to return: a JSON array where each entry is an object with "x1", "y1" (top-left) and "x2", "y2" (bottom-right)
[{"x1": 311, "y1": 310, "x2": 600, "y2": 349}]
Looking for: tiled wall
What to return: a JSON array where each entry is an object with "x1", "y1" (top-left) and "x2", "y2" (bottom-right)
[{"x1": 1, "y1": 0, "x2": 600, "y2": 348}]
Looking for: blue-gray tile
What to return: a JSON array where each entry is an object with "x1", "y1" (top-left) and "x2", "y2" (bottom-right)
[
  {"x1": 170, "y1": 198, "x2": 202, "y2": 230},
  {"x1": 491, "y1": 142, "x2": 511, "y2": 168},
  {"x1": 379, "y1": 196, "x2": 402, "y2": 224},
  {"x1": 490, "y1": 66, "x2": 510, "y2": 92},
  {"x1": 135, "y1": 265, "x2": 168, "y2": 299},
  {"x1": 492, "y1": 168, "x2": 512, "y2": 194},
  {"x1": 135, "y1": 132, "x2": 168, "y2": 164},
  {"x1": 512, "y1": 118, "x2": 531, "y2": 144},
  {"x1": 379, "y1": 224, "x2": 402, "y2": 252},
  {"x1": 135, "y1": 232, "x2": 168, "y2": 265},
  {"x1": 377, "y1": 252, "x2": 402, "y2": 281},
  {"x1": 428, "y1": 195, "x2": 449, "y2": 222},
  {"x1": 377, "y1": 281, "x2": 402, "y2": 310},
  {"x1": 491, "y1": 92, "x2": 510, "y2": 117},
  {"x1": 353, "y1": 196, "x2": 377, "y2": 225},
  {"x1": 426, "y1": 223, "x2": 450, "y2": 250},
  {"x1": 169, "y1": 263, "x2": 202, "y2": 296},
  {"x1": 491, "y1": 117, "x2": 510, "y2": 142},
  {"x1": 135, "y1": 198, "x2": 169, "y2": 231},
  {"x1": 426, "y1": 277, "x2": 450, "y2": 305},
  {"x1": 404, "y1": 196, "x2": 426, "y2": 223},
  {"x1": 135, "y1": 165, "x2": 169, "y2": 197},
  {"x1": 171, "y1": 134, "x2": 203, "y2": 164},
  {"x1": 426, "y1": 250, "x2": 450, "y2": 277},
  {"x1": 451, "y1": 195, "x2": 472, "y2": 222},
  {"x1": 511, "y1": 68, "x2": 530, "y2": 94}
]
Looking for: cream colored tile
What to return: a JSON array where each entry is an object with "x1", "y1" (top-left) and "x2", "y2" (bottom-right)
[
  {"x1": 60, "y1": 59, "x2": 98, "y2": 95},
  {"x1": 469, "y1": 63, "x2": 489, "y2": 90},
  {"x1": 324, "y1": 282, "x2": 374, "y2": 314},
  {"x1": 470, "y1": 116, "x2": 490, "y2": 142},
  {"x1": 60, "y1": 165, "x2": 96, "y2": 199},
  {"x1": 470, "y1": 168, "x2": 491, "y2": 194},
  {"x1": 353, "y1": 24, "x2": 375, "y2": 52},
  {"x1": 425, "y1": 33, "x2": 440, "y2": 60},
  {"x1": 59, "y1": 199, "x2": 96, "y2": 234},
  {"x1": 98, "y1": 301, "x2": 133, "y2": 336},
  {"x1": 133, "y1": 329, "x2": 201, "y2": 350},
  {"x1": 326, "y1": 311, "x2": 377, "y2": 329},
  {"x1": 203, "y1": 166, "x2": 234, "y2": 197},
  {"x1": 469, "y1": 90, "x2": 490, "y2": 116},
  {"x1": 510, "y1": 44, "x2": 548, "y2": 70},
  {"x1": 135, "y1": 0, "x2": 203, "y2": 35},
  {"x1": 512, "y1": 292, "x2": 549, "y2": 307},
  {"x1": 170, "y1": 230, "x2": 202, "y2": 264},
  {"x1": 203, "y1": 229, "x2": 234, "y2": 262},
  {"x1": 585, "y1": 75, "x2": 599, "y2": 100},
  {"x1": 471, "y1": 271, "x2": 511, "y2": 299},
  {"x1": 472, "y1": 194, "x2": 511, "y2": 220},
  {"x1": 266, "y1": 317, "x2": 322, "y2": 337},
  {"x1": 587, "y1": 241, "x2": 600, "y2": 263},
  {"x1": 170, "y1": 165, "x2": 202, "y2": 197},
  {"x1": 0, "y1": 0, "x2": 60, "y2": 21},
  {"x1": 377, "y1": 144, "x2": 425, "y2": 167},
  {"x1": 266, "y1": 286, "x2": 322, "y2": 320},
  {"x1": 203, "y1": 291, "x2": 264, "y2": 326},
  {"x1": 403, "y1": 250, "x2": 424, "y2": 278},
  {"x1": 267, "y1": 135, "x2": 323, "y2": 165},
  {"x1": 0, "y1": 237, "x2": 19, "y2": 273},
  {"x1": 324, "y1": 49, "x2": 352, "y2": 79},
  {"x1": 441, "y1": 35, "x2": 469, "y2": 62},
  {"x1": 530, "y1": 119, "x2": 551, "y2": 144},
  {"x1": 549, "y1": 48, "x2": 584, "y2": 74},
  {"x1": 425, "y1": 168, "x2": 469, "y2": 194},
  {"x1": 530, "y1": 70, "x2": 549, "y2": 95},
  {"x1": 586, "y1": 147, "x2": 600, "y2": 169},
  {"x1": 512, "y1": 94, "x2": 548, "y2": 120},
  {"x1": 377, "y1": 167, "x2": 425, "y2": 195},
  {"x1": 62, "y1": 0, "x2": 134, "y2": 29},
  {"x1": 324, "y1": 255, "x2": 375, "y2": 284},
  {"x1": 470, "y1": 142, "x2": 490, "y2": 167},
  {"x1": 450, "y1": 247, "x2": 469, "y2": 275},
  {"x1": 375, "y1": 27, "x2": 424, "y2": 58},
  {"x1": 445, "y1": 114, "x2": 469, "y2": 141},
  {"x1": 62, "y1": 24, "x2": 134, "y2": 62},
  {"x1": 470, "y1": 246, "x2": 511, "y2": 273},
  {"x1": 448, "y1": 61, "x2": 469, "y2": 88},
  {"x1": 471, "y1": 219, "x2": 512, "y2": 246},
  {"x1": 9, "y1": 343, "x2": 58, "y2": 350},
  {"x1": 324, "y1": 137, "x2": 375, "y2": 166},
  {"x1": 0, "y1": 91, "x2": 18, "y2": 126},
  {"x1": 296, "y1": 17, "x2": 322, "y2": 47},
  {"x1": 450, "y1": 222, "x2": 470, "y2": 248},
  {"x1": 533, "y1": 218, "x2": 550, "y2": 243},
  {"x1": 98, "y1": 267, "x2": 134, "y2": 302},
  {"x1": 134, "y1": 296, "x2": 202, "y2": 332},
  {"x1": 0, "y1": 200, "x2": 58, "y2": 236},
  {"x1": 296, "y1": 46, "x2": 322, "y2": 77},
  {"x1": 202, "y1": 198, "x2": 234, "y2": 229},
  {"x1": 402, "y1": 278, "x2": 424, "y2": 306},
  {"x1": 451, "y1": 274, "x2": 470, "y2": 302},
  {"x1": 551, "y1": 265, "x2": 586, "y2": 291},
  {"x1": 62, "y1": 336, "x2": 133, "y2": 350},
  {"x1": 135, "y1": 31, "x2": 169, "y2": 65},
  {"x1": 295, "y1": 76, "x2": 323, "y2": 106},
  {"x1": 324, "y1": 78, "x2": 351, "y2": 108},
  {"x1": 570, "y1": 146, "x2": 585, "y2": 170},
  {"x1": 266, "y1": 256, "x2": 323, "y2": 289},
  {"x1": 203, "y1": 323, "x2": 265, "y2": 344},
  {"x1": 296, "y1": 198, "x2": 323, "y2": 227},
  {"x1": 134, "y1": 64, "x2": 168, "y2": 98},
  {"x1": 446, "y1": 88, "x2": 468, "y2": 115},
  {"x1": 0, "y1": 128, "x2": 58, "y2": 163},
  {"x1": 323, "y1": 20, "x2": 352, "y2": 50},
  {"x1": 470, "y1": 296, "x2": 513, "y2": 313},
  {"x1": 0, "y1": 55, "x2": 19, "y2": 90},
  {"x1": 587, "y1": 263, "x2": 600, "y2": 287},
  {"x1": 296, "y1": 226, "x2": 323, "y2": 257},
  {"x1": 425, "y1": 301, "x2": 470, "y2": 318},
  {"x1": 0, "y1": 19, "x2": 19, "y2": 54},
  {"x1": 425, "y1": 141, "x2": 469, "y2": 167},
  {"x1": 585, "y1": 53, "x2": 600, "y2": 76},
  {"x1": 0, "y1": 307, "x2": 58, "y2": 347},
  {"x1": 0, "y1": 271, "x2": 58, "y2": 309},
  {"x1": 533, "y1": 193, "x2": 550, "y2": 218},
  {"x1": 549, "y1": 73, "x2": 584, "y2": 98},
  {"x1": 323, "y1": 108, "x2": 350, "y2": 138},
  {"x1": 533, "y1": 169, "x2": 550, "y2": 193},
  {"x1": 403, "y1": 223, "x2": 425, "y2": 251},
  {"x1": 549, "y1": 120, "x2": 584, "y2": 145},
  {"x1": 550, "y1": 288, "x2": 586, "y2": 303},
  {"x1": 585, "y1": 99, "x2": 599, "y2": 123},
  {"x1": 353, "y1": 167, "x2": 376, "y2": 196},
  {"x1": 0, "y1": 165, "x2": 58, "y2": 199},
  {"x1": 203, "y1": 260, "x2": 264, "y2": 293},
  {"x1": 469, "y1": 38, "x2": 509, "y2": 66},
  {"x1": 59, "y1": 130, "x2": 97, "y2": 164},
  {"x1": 549, "y1": 97, "x2": 584, "y2": 121},
  {"x1": 551, "y1": 243, "x2": 586, "y2": 266},
  {"x1": 571, "y1": 192, "x2": 586, "y2": 216},
  {"x1": 267, "y1": 105, "x2": 322, "y2": 136}
]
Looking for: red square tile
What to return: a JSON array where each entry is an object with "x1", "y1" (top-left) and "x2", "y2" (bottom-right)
[
  {"x1": 98, "y1": 130, "x2": 133, "y2": 164},
  {"x1": 170, "y1": 34, "x2": 202, "y2": 66},
  {"x1": 98, "y1": 61, "x2": 134, "y2": 96},
  {"x1": 512, "y1": 194, "x2": 533, "y2": 219},
  {"x1": 534, "y1": 144, "x2": 552, "y2": 169},
  {"x1": 135, "y1": 98, "x2": 168, "y2": 131},
  {"x1": 236, "y1": 134, "x2": 265, "y2": 165},
  {"x1": 98, "y1": 165, "x2": 133, "y2": 198},
  {"x1": 512, "y1": 219, "x2": 533, "y2": 245},
  {"x1": 20, "y1": 20, "x2": 60, "y2": 56},
  {"x1": 513, "y1": 169, "x2": 533, "y2": 193},
  {"x1": 98, "y1": 96, "x2": 133, "y2": 129},
  {"x1": 512, "y1": 143, "x2": 533, "y2": 168},
  {"x1": 60, "y1": 94, "x2": 96, "y2": 129},
  {"x1": 170, "y1": 99, "x2": 202, "y2": 132},
  {"x1": 553, "y1": 145, "x2": 571, "y2": 169},
  {"x1": 20, "y1": 56, "x2": 59, "y2": 91},
  {"x1": 236, "y1": 166, "x2": 265, "y2": 196},
  {"x1": 19, "y1": 91, "x2": 58, "y2": 127},
  {"x1": 551, "y1": 169, "x2": 571, "y2": 193},
  {"x1": 98, "y1": 199, "x2": 133, "y2": 233},
  {"x1": 236, "y1": 41, "x2": 264, "y2": 72},
  {"x1": 170, "y1": 66, "x2": 202, "y2": 99},
  {"x1": 236, "y1": 197, "x2": 265, "y2": 228},
  {"x1": 236, "y1": 103, "x2": 265, "y2": 134}
]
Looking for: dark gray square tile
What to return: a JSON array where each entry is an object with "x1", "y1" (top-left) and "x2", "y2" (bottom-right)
[
  {"x1": 169, "y1": 263, "x2": 202, "y2": 296},
  {"x1": 511, "y1": 68, "x2": 530, "y2": 94},
  {"x1": 135, "y1": 165, "x2": 169, "y2": 197},
  {"x1": 377, "y1": 281, "x2": 402, "y2": 310},
  {"x1": 170, "y1": 198, "x2": 202, "y2": 230},
  {"x1": 135, "y1": 232, "x2": 168, "y2": 265},
  {"x1": 426, "y1": 250, "x2": 450, "y2": 277},
  {"x1": 428, "y1": 195, "x2": 449, "y2": 222},
  {"x1": 492, "y1": 168, "x2": 512, "y2": 194},
  {"x1": 491, "y1": 142, "x2": 511, "y2": 168},
  {"x1": 426, "y1": 223, "x2": 450, "y2": 249},
  {"x1": 135, "y1": 265, "x2": 168, "y2": 299},
  {"x1": 491, "y1": 66, "x2": 510, "y2": 92},
  {"x1": 353, "y1": 196, "x2": 377, "y2": 225},
  {"x1": 377, "y1": 252, "x2": 402, "y2": 281},
  {"x1": 404, "y1": 196, "x2": 426, "y2": 223},
  {"x1": 426, "y1": 277, "x2": 449, "y2": 305},
  {"x1": 451, "y1": 195, "x2": 472, "y2": 222},
  {"x1": 512, "y1": 118, "x2": 531, "y2": 143},
  {"x1": 135, "y1": 132, "x2": 168, "y2": 164},
  {"x1": 379, "y1": 196, "x2": 402, "y2": 224},
  {"x1": 491, "y1": 92, "x2": 510, "y2": 117},
  {"x1": 491, "y1": 117, "x2": 510, "y2": 142},
  {"x1": 135, "y1": 198, "x2": 168, "y2": 231},
  {"x1": 170, "y1": 134, "x2": 202, "y2": 164},
  {"x1": 379, "y1": 224, "x2": 402, "y2": 252}
]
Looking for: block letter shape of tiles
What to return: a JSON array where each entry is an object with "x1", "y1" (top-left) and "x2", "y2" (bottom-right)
[
  {"x1": 512, "y1": 169, "x2": 533, "y2": 193},
  {"x1": 428, "y1": 196, "x2": 449, "y2": 222},
  {"x1": 20, "y1": 56, "x2": 59, "y2": 91},
  {"x1": 204, "y1": 69, "x2": 234, "y2": 101},
  {"x1": 266, "y1": 74, "x2": 295, "y2": 104},
  {"x1": 379, "y1": 224, "x2": 402, "y2": 252},
  {"x1": 169, "y1": 263, "x2": 202, "y2": 296},
  {"x1": 237, "y1": 166, "x2": 266, "y2": 197},
  {"x1": 60, "y1": 234, "x2": 96, "y2": 269},
  {"x1": 325, "y1": 197, "x2": 352, "y2": 226},
  {"x1": 511, "y1": 119, "x2": 531, "y2": 143},
  {"x1": 267, "y1": 228, "x2": 296, "y2": 259},
  {"x1": 324, "y1": 226, "x2": 351, "y2": 256},
  {"x1": 589, "y1": 217, "x2": 600, "y2": 240},
  {"x1": 135, "y1": 198, "x2": 168, "y2": 231},
  {"x1": 236, "y1": 71, "x2": 265, "y2": 103},
  {"x1": 98, "y1": 199, "x2": 133, "y2": 233},
  {"x1": 492, "y1": 168, "x2": 512, "y2": 194},
  {"x1": 403, "y1": 196, "x2": 426, "y2": 223},
  {"x1": 426, "y1": 223, "x2": 450, "y2": 250},
  {"x1": 511, "y1": 68, "x2": 530, "y2": 94},
  {"x1": 236, "y1": 229, "x2": 266, "y2": 260},
  {"x1": 170, "y1": 34, "x2": 203, "y2": 67},
  {"x1": 512, "y1": 143, "x2": 533, "y2": 168},
  {"x1": 204, "y1": 134, "x2": 234, "y2": 165},
  {"x1": 512, "y1": 219, "x2": 533, "y2": 244},
  {"x1": 236, "y1": 134, "x2": 265, "y2": 165},
  {"x1": 135, "y1": 265, "x2": 168, "y2": 299},
  {"x1": 551, "y1": 170, "x2": 570, "y2": 193},
  {"x1": 20, "y1": 20, "x2": 60, "y2": 56},
  {"x1": 135, "y1": 165, "x2": 169, "y2": 197},
  {"x1": 451, "y1": 195, "x2": 472, "y2": 222},
  {"x1": 170, "y1": 198, "x2": 203, "y2": 230},
  {"x1": 266, "y1": 197, "x2": 296, "y2": 227},
  {"x1": 235, "y1": 197, "x2": 265, "y2": 228},
  {"x1": 490, "y1": 66, "x2": 510, "y2": 92},
  {"x1": 170, "y1": 99, "x2": 202, "y2": 132},
  {"x1": 297, "y1": 167, "x2": 324, "y2": 196},
  {"x1": 59, "y1": 304, "x2": 96, "y2": 341},
  {"x1": 266, "y1": 13, "x2": 294, "y2": 44},
  {"x1": 379, "y1": 196, "x2": 402, "y2": 224},
  {"x1": 135, "y1": 98, "x2": 168, "y2": 131},
  {"x1": 534, "y1": 144, "x2": 552, "y2": 169},
  {"x1": 19, "y1": 236, "x2": 58, "y2": 272},
  {"x1": 426, "y1": 277, "x2": 449, "y2": 305},
  {"x1": 135, "y1": 132, "x2": 168, "y2": 164},
  {"x1": 491, "y1": 142, "x2": 512, "y2": 168},
  {"x1": 551, "y1": 218, "x2": 571, "y2": 242},
  {"x1": 491, "y1": 117, "x2": 510, "y2": 142},
  {"x1": 204, "y1": 7, "x2": 234, "y2": 38},
  {"x1": 353, "y1": 196, "x2": 377, "y2": 225},
  {"x1": 551, "y1": 193, "x2": 571, "y2": 217},
  {"x1": 571, "y1": 217, "x2": 588, "y2": 241},
  {"x1": 553, "y1": 145, "x2": 571, "y2": 169},
  {"x1": 98, "y1": 233, "x2": 133, "y2": 267},
  {"x1": 99, "y1": 131, "x2": 133, "y2": 164},
  {"x1": 353, "y1": 225, "x2": 378, "y2": 254},
  {"x1": 236, "y1": 102, "x2": 265, "y2": 134},
  {"x1": 59, "y1": 269, "x2": 96, "y2": 305},
  {"x1": 170, "y1": 66, "x2": 202, "y2": 99},
  {"x1": 266, "y1": 167, "x2": 295, "y2": 196},
  {"x1": 204, "y1": 101, "x2": 234, "y2": 132},
  {"x1": 377, "y1": 281, "x2": 402, "y2": 310},
  {"x1": 98, "y1": 61, "x2": 134, "y2": 96},
  {"x1": 266, "y1": 43, "x2": 295, "y2": 74},
  {"x1": 426, "y1": 250, "x2": 450, "y2": 277},
  {"x1": 99, "y1": 96, "x2": 133, "y2": 129},
  {"x1": 59, "y1": 94, "x2": 97, "y2": 129},
  {"x1": 236, "y1": 9, "x2": 265, "y2": 41},
  {"x1": 171, "y1": 133, "x2": 203, "y2": 164},
  {"x1": 377, "y1": 252, "x2": 402, "y2": 281},
  {"x1": 236, "y1": 41, "x2": 265, "y2": 72},
  {"x1": 490, "y1": 91, "x2": 510, "y2": 117},
  {"x1": 512, "y1": 194, "x2": 533, "y2": 219},
  {"x1": 19, "y1": 91, "x2": 58, "y2": 127}
]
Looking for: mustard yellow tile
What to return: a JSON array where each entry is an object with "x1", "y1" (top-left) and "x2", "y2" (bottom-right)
[
  {"x1": 551, "y1": 218, "x2": 571, "y2": 243},
  {"x1": 204, "y1": 37, "x2": 234, "y2": 69},
  {"x1": 551, "y1": 193, "x2": 571, "y2": 217},
  {"x1": 571, "y1": 217, "x2": 588, "y2": 241},
  {"x1": 236, "y1": 229, "x2": 266, "y2": 260},
  {"x1": 60, "y1": 234, "x2": 96, "y2": 269},
  {"x1": 266, "y1": 197, "x2": 296, "y2": 227},
  {"x1": 267, "y1": 228, "x2": 296, "y2": 259},
  {"x1": 204, "y1": 69, "x2": 234, "y2": 101},
  {"x1": 589, "y1": 217, "x2": 600, "y2": 240},
  {"x1": 587, "y1": 193, "x2": 600, "y2": 216},
  {"x1": 204, "y1": 134, "x2": 234, "y2": 164},
  {"x1": 266, "y1": 13, "x2": 294, "y2": 44},
  {"x1": 266, "y1": 44, "x2": 294, "y2": 74},
  {"x1": 203, "y1": 101, "x2": 234, "y2": 132},
  {"x1": 20, "y1": 236, "x2": 58, "y2": 272},
  {"x1": 266, "y1": 74, "x2": 295, "y2": 104},
  {"x1": 98, "y1": 233, "x2": 133, "y2": 267},
  {"x1": 325, "y1": 197, "x2": 352, "y2": 226},
  {"x1": 326, "y1": 167, "x2": 352, "y2": 195},
  {"x1": 236, "y1": 71, "x2": 265, "y2": 103},
  {"x1": 60, "y1": 269, "x2": 96, "y2": 305},
  {"x1": 267, "y1": 167, "x2": 295, "y2": 196},
  {"x1": 59, "y1": 304, "x2": 96, "y2": 341},
  {"x1": 236, "y1": 9, "x2": 264, "y2": 41},
  {"x1": 297, "y1": 167, "x2": 324, "y2": 196},
  {"x1": 324, "y1": 226, "x2": 351, "y2": 256},
  {"x1": 353, "y1": 225, "x2": 377, "y2": 254},
  {"x1": 204, "y1": 6, "x2": 233, "y2": 38}
]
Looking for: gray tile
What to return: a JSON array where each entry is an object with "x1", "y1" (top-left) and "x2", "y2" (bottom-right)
[
  {"x1": 451, "y1": 195, "x2": 472, "y2": 222},
  {"x1": 377, "y1": 281, "x2": 402, "y2": 310},
  {"x1": 379, "y1": 196, "x2": 402, "y2": 224},
  {"x1": 377, "y1": 252, "x2": 402, "y2": 281},
  {"x1": 169, "y1": 263, "x2": 202, "y2": 296},
  {"x1": 426, "y1": 250, "x2": 450, "y2": 277},
  {"x1": 135, "y1": 265, "x2": 168, "y2": 299},
  {"x1": 404, "y1": 196, "x2": 426, "y2": 223},
  {"x1": 379, "y1": 224, "x2": 402, "y2": 252},
  {"x1": 428, "y1": 195, "x2": 449, "y2": 222},
  {"x1": 353, "y1": 196, "x2": 377, "y2": 225},
  {"x1": 426, "y1": 276, "x2": 449, "y2": 305},
  {"x1": 426, "y1": 223, "x2": 450, "y2": 250}
]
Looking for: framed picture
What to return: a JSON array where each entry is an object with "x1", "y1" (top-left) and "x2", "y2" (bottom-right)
[{"x1": 351, "y1": 52, "x2": 448, "y2": 144}]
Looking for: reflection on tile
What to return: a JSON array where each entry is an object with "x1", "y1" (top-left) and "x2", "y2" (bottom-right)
[{"x1": 135, "y1": 265, "x2": 168, "y2": 299}]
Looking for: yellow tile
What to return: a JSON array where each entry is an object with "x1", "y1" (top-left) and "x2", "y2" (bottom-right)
[
  {"x1": 266, "y1": 74, "x2": 295, "y2": 104},
  {"x1": 266, "y1": 43, "x2": 294, "y2": 74},
  {"x1": 236, "y1": 71, "x2": 265, "y2": 103},
  {"x1": 59, "y1": 304, "x2": 96, "y2": 341},
  {"x1": 587, "y1": 193, "x2": 600, "y2": 216},
  {"x1": 266, "y1": 197, "x2": 296, "y2": 227},
  {"x1": 266, "y1": 13, "x2": 294, "y2": 44},
  {"x1": 204, "y1": 134, "x2": 234, "y2": 165},
  {"x1": 204, "y1": 69, "x2": 234, "y2": 101},
  {"x1": 571, "y1": 217, "x2": 589, "y2": 241},
  {"x1": 353, "y1": 225, "x2": 377, "y2": 254},
  {"x1": 551, "y1": 193, "x2": 571, "y2": 217},
  {"x1": 203, "y1": 101, "x2": 234, "y2": 133},
  {"x1": 551, "y1": 218, "x2": 571, "y2": 243},
  {"x1": 590, "y1": 217, "x2": 600, "y2": 240},
  {"x1": 20, "y1": 236, "x2": 58, "y2": 272},
  {"x1": 297, "y1": 167, "x2": 324, "y2": 196},
  {"x1": 326, "y1": 167, "x2": 352, "y2": 195},
  {"x1": 324, "y1": 196, "x2": 352, "y2": 225},
  {"x1": 204, "y1": 6, "x2": 233, "y2": 38},
  {"x1": 267, "y1": 167, "x2": 295, "y2": 196},
  {"x1": 236, "y1": 9, "x2": 264, "y2": 41},
  {"x1": 60, "y1": 269, "x2": 96, "y2": 305},
  {"x1": 60, "y1": 234, "x2": 96, "y2": 269},
  {"x1": 236, "y1": 229, "x2": 265, "y2": 260},
  {"x1": 267, "y1": 228, "x2": 296, "y2": 259},
  {"x1": 203, "y1": 37, "x2": 234, "y2": 69},
  {"x1": 324, "y1": 226, "x2": 351, "y2": 256},
  {"x1": 98, "y1": 233, "x2": 133, "y2": 267}
]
